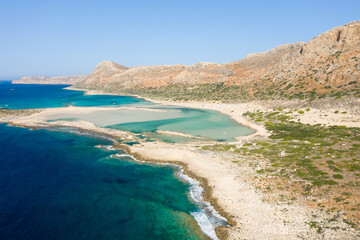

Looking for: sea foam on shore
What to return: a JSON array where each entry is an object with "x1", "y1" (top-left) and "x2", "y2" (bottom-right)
[
  {"x1": 177, "y1": 168, "x2": 229, "y2": 240},
  {"x1": 108, "y1": 149, "x2": 228, "y2": 240}
]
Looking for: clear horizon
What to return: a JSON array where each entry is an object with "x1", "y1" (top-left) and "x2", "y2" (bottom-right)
[{"x1": 0, "y1": 0, "x2": 359, "y2": 80}]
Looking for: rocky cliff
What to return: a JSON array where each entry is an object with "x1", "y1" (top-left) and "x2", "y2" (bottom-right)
[
  {"x1": 76, "y1": 20, "x2": 360, "y2": 101},
  {"x1": 13, "y1": 75, "x2": 88, "y2": 85}
]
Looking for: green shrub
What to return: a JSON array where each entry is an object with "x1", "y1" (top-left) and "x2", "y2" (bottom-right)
[
  {"x1": 312, "y1": 180, "x2": 337, "y2": 186},
  {"x1": 333, "y1": 174, "x2": 344, "y2": 179}
]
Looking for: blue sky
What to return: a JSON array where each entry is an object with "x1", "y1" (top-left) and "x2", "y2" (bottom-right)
[{"x1": 0, "y1": 0, "x2": 359, "y2": 79}]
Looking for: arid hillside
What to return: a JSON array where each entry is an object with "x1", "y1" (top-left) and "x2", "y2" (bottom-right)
[{"x1": 76, "y1": 20, "x2": 360, "y2": 101}]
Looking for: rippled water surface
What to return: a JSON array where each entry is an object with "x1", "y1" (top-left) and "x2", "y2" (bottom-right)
[{"x1": 0, "y1": 124, "x2": 209, "y2": 240}]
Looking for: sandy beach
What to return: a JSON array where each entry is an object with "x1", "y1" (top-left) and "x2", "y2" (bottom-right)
[{"x1": 1, "y1": 94, "x2": 359, "y2": 239}]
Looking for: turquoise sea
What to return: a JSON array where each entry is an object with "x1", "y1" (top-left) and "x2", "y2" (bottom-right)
[
  {"x1": 0, "y1": 82, "x2": 148, "y2": 109},
  {"x1": 0, "y1": 82, "x2": 250, "y2": 239}
]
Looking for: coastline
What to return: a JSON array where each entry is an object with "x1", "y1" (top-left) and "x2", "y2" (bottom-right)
[
  {"x1": 2, "y1": 87, "x2": 359, "y2": 239},
  {"x1": 1, "y1": 119, "x2": 229, "y2": 239},
  {"x1": 66, "y1": 86, "x2": 360, "y2": 130},
  {"x1": 0, "y1": 106, "x2": 230, "y2": 239},
  {"x1": 125, "y1": 98, "x2": 360, "y2": 239},
  {"x1": 110, "y1": 147, "x2": 228, "y2": 240},
  {"x1": 73, "y1": 88, "x2": 360, "y2": 238}
]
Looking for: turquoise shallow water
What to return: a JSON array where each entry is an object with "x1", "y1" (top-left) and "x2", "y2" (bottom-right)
[
  {"x1": 0, "y1": 124, "x2": 209, "y2": 240},
  {"x1": 0, "y1": 82, "x2": 149, "y2": 109},
  {"x1": 1, "y1": 81, "x2": 254, "y2": 142},
  {"x1": 108, "y1": 106, "x2": 254, "y2": 142},
  {"x1": 45, "y1": 106, "x2": 254, "y2": 142}
]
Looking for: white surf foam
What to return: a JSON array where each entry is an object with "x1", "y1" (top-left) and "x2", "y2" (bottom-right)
[
  {"x1": 111, "y1": 150, "x2": 228, "y2": 240},
  {"x1": 111, "y1": 153, "x2": 143, "y2": 162},
  {"x1": 102, "y1": 145, "x2": 116, "y2": 151},
  {"x1": 176, "y1": 168, "x2": 228, "y2": 240}
]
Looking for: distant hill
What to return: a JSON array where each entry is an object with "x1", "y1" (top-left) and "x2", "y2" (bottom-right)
[
  {"x1": 75, "y1": 20, "x2": 359, "y2": 101},
  {"x1": 12, "y1": 75, "x2": 88, "y2": 85}
]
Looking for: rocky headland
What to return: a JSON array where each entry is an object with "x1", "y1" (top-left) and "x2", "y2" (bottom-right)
[
  {"x1": 75, "y1": 20, "x2": 360, "y2": 102},
  {"x1": 12, "y1": 75, "x2": 88, "y2": 85}
]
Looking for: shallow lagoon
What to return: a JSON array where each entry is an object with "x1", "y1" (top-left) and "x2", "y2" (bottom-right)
[
  {"x1": 45, "y1": 106, "x2": 254, "y2": 142},
  {"x1": 1, "y1": 82, "x2": 254, "y2": 142}
]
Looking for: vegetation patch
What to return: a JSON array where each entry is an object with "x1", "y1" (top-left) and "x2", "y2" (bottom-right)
[{"x1": 202, "y1": 109, "x2": 360, "y2": 227}]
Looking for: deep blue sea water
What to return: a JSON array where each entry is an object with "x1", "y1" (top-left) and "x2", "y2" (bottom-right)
[
  {"x1": 0, "y1": 82, "x2": 233, "y2": 239},
  {"x1": 0, "y1": 82, "x2": 147, "y2": 109},
  {"x1": 0, "y1": 124, "x2": 208, "y2": 240}
]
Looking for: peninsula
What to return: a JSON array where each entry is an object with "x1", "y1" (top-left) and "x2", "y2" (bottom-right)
[{"x1": 3, "y1": 20, "x2": 360, "y2": 239}]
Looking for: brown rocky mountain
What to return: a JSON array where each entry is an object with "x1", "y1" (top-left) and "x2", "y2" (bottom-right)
[
  {"x1": 76, "y1": 20, "x2": 360, "y2": 101},
  {"x1": 13, "y1": 75, "x2": 88, "y2": 85}
]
